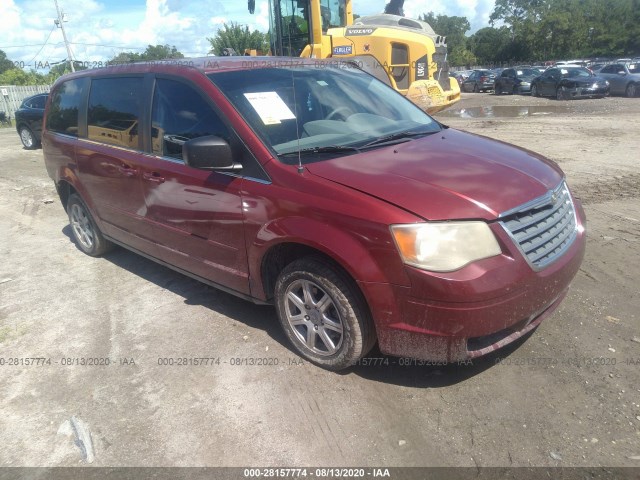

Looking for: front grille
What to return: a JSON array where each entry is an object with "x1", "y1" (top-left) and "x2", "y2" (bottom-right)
[{"x1": 500, "y1": 182, "x2": 578, "y2": 270}]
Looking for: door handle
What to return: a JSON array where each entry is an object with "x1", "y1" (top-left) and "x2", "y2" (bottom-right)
[
  {"x1": 118, "y1": 165, "x2": 137, "y2": 177},
  {"x1": 143, "y1": 172, "x2": 165, "y2": 184}
]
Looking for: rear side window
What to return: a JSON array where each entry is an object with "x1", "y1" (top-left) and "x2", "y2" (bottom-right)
[
  {"x1": 88, "y1": 77, "x2": 143, "y2": 150},
  {"x1": 46, "y1": 79, "x2": 83, "y2": 136},
  {"x1": 151, "y1": 78, "x2": 230, "y2": 160}
]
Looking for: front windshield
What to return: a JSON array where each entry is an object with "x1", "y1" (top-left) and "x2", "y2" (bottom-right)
[
  {"x1": 516, "y1": 68, "x2": 537, "y2": 77},
  {"x1": 208, "y1": 65, "x2": 441, "y2": 161},
  {"x1": 561, "y1": 67, "x2": 593, "y2": 78}
]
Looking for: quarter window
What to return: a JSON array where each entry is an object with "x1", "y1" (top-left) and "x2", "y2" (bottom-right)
[
  {"x1": 46, "y1": 79, "x2": 84, "y2": 136},
  {"x1": 31, "y1": 95, "x2": 47, "y2": 109},
  {"x1": 151, "y1": 78, "x2": 230, "y2": 161},
  {"x1": 88, "y1": 77, "x2": 143, "y2": 150}
]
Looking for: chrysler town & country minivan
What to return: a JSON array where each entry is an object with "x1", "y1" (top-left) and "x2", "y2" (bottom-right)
[{"x1": 42, "y1": 58, "x2": 586, "y2": 370}]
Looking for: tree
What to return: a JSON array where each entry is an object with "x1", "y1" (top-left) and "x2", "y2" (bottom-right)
[
  {"x1": 0, "y1": 50, "x2": 14, "y2": 74},
  {"x1": 469, "y1": 27, "x2": 512, "y2": 64},
  {"x1": 384, "y1": 0, "x2": 404, "y2": 16},
  {"x1": 0, "y1": 68, "x2": 49, "y2": 86},
  {"x1": 109, "y1": 44, "x2": 184, "y2": 64},
  {"x1": 419, "y1": 13, "x2": 472, "y2": 66},
  {"x1": 207, "y1": 22, "x2": 270, "y2": 56}
]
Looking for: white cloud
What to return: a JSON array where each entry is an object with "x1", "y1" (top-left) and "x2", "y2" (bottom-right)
[{"x1": 2, "y1": 0, "x2": 494, "y2": 71}]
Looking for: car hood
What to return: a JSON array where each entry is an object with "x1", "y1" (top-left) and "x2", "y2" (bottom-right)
[
  {"x1": 306, "y1": 128, "x2": 564, "y2": 221},
  {"x1": 562, "y1": 75, "x2": 607, "y2": 85}
]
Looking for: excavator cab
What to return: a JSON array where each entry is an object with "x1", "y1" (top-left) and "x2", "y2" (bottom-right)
[
  {"x1": 268, "y1": 0, "x2": 312, "y2": 56},
  {"x1": 263, "y1": 0, "x2": 348, "y2": 56}
]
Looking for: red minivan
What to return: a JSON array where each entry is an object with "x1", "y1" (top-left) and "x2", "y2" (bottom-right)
[{"x1": 42, "y1": 58, "x2": 586, "y2": 370}]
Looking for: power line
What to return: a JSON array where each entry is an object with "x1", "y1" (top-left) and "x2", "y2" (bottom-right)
[
  {"x1": 0, "y1": 43, "x2": 59, "y2": 48},
  {"x1": 68, "y1": 42, "x2": 147, "y2": 50},
  {"x1": 25, "y1": 26, "x2": 57, "y2": 65}
]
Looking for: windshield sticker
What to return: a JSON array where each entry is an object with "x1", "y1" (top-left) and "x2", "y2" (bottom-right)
[
  {"x1": 244, "y1": 92, "x2": 296, "y2": 125},
  {"x1": 316, "y1": 80, "x2": 329, "y2": 86}
]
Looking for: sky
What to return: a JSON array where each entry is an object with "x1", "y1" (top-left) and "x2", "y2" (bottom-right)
[{"x1": 2, "y1": 0, "x2": 496, "y2": 71}]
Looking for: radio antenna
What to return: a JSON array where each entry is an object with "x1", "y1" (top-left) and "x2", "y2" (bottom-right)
[{"x1": 285, "y1": 1, "x2": 304, "y2": 173}]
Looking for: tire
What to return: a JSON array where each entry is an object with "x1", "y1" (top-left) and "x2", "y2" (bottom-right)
[
  {"x1": 274, "y1": 257, "x2": 376, "y2": 370},
  {"x1": 473, "y1": 83, "x2": 479, "y2": 93},
  {"x1": 19, "y1": 126, "x2": 38, "y2": 150},
  {"x1": 513, "y1": 85, "x2": 519, "y2": 95},
  {"x1": 556, "y1": 87, "x2": 566, "y2": 101},
  {"x1": 531, "y1": 84, "x2": 539, "y2": 97},
  {"x1": 67, "y1": 193, "x2": 114, "y2": 256},
  {"x1": 494, "y1": 83, "x2": 501, "y2": 95},
  {"x1": 626, "y1": 83, "x2": 637, "y2": 98}
]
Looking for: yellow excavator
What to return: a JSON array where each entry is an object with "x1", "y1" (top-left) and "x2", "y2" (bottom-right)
[{"x1": 242, "y1": 0, "x2": 460, "y2": 114}]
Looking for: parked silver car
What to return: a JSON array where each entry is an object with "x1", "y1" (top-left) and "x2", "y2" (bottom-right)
[{"x1": 596, "y1": 63, "x2": 640, "y2": 97}]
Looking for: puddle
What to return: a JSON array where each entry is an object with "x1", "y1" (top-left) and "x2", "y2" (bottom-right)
[{"x1": 436, "y1": 105, "x2": 572, "y2": 118}]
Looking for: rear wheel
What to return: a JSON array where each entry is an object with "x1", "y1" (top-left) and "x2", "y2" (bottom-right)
[
  {"x1": 626, "y1": 83, "x2": 637, "y2": 98},
  {"x1": 274, "y1": 257, "x2": 376, "y2": 370},
  {"x1": 495, "y1": 83, "x2": 502, "y2": 95},
  {"x1": 556, "y1": 87, "x2": 567, "y2": 100},
  {"x1": 67, "y1": 194, "x2": 114, "y2": 256}
]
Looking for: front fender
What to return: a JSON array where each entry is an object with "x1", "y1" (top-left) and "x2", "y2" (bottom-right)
[{"x1": 247, "y1": 216, "x2": 409, "y2": 301}]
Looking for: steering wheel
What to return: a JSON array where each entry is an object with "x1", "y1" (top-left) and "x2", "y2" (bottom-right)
[{"x1": 326, "y1": 106, "x2": 352, "y2": 121}]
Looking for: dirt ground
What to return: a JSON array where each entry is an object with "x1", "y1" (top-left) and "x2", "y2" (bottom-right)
[{"x1": 0, "y1": 92, "x2": 639, "y2": 469}]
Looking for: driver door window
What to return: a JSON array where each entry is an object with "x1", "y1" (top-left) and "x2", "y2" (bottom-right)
[{"x1": 151, "y1": 78, "x2": 230, "y2": 160}]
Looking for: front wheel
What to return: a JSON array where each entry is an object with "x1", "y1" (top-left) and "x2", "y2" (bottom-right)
[
  {"x1": 67, "y1": 194, "x2": 114, "y2": 256},
  {"x1": 531, "y1": 84, "x2": 538, "y2": 97},
  {"x1": 19, "y1": 126, "x2": 38, "y2": 149},
  {"x1": 556, "y1": 87, "x2": 567, "y2": 101},
  {"x1": 274, "y1": 257, "x2": 376, "y2": 370}
]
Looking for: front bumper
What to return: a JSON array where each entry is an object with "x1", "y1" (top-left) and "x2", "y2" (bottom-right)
[
  {"x1": 568, "y1": 85, "x2": 609, "y2": 98},
  {"x1": 359, "y1": 198, "x2": 587, "y2": 363}
]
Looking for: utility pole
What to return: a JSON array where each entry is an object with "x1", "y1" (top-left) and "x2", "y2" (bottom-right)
[{"x1": 53, "y1": 0, "x2": 75, "y2": 72}]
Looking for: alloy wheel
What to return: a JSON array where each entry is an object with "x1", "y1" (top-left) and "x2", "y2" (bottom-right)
[
  {"x1": 70, "y1": 203, "x2": 95, "y2": 250},
  {"x1": 284, "y1": 279, "x2": 344, "y2": 356}
]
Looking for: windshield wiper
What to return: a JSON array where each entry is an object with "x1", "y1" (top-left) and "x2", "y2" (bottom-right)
[
  {"x1": 360, "y1": 130, "x2": 437, "y2": 148},
  {"x1": 278, "y1": 145, "x2": 361, "y2": 157}
]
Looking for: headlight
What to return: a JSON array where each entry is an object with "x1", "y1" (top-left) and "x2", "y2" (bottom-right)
[
  {"x1": 605, "y1": 80, "x2": 610, "y2": 86},
  {"x1": 521, "y1": 82, "x2": 530, "y2": 86},
  {"x1": 390, "y1": 222, "x2": 502, "y2": 272}
]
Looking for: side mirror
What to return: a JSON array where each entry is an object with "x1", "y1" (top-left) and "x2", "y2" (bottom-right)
[{"x1": 182, "y1": 135, "x2": 242, "y2": 171}]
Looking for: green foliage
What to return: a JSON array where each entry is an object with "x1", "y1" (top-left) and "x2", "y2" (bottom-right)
[
  {"x1": 207, "y1": 22, "x2": 270, "y2": 55},
  {"x1": 420, "y1": 13, "x2": 472, "y2": 66},
  {"x1": 468, "y1": 27, "x2": 512, "y2": 64},
  {"x1": 0, "y1": 50, "x2": 15, "y2": 74},
  {"x1": 109, "y1": 44, "x2": 184, "y2": 64},
  {"x1": 486, "y1": 0, "x2": 640, "y2": 61},
  {"x1": 0, "y1": 67, "x2": 51, "y2": 86}
]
